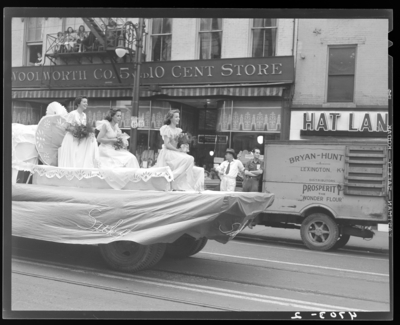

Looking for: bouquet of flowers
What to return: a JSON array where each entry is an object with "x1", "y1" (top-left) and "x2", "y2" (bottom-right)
[
  {"x1": 114, "y1": 133, "x2": 130, "y2": 151},
  {"x1": 69, "y1": 123, "x2": 95, "y2": 143},
  {"x1": 177, "y1": 132, "x2": 193, "y2": 153}
]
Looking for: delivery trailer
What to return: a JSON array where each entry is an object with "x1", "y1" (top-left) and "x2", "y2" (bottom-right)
[
  {"x1": 256, "y1": 141, "x2": 388, "y2": 251},
  {"x1": 12, "y1": 165, "x2": 274, "y2": 273}
]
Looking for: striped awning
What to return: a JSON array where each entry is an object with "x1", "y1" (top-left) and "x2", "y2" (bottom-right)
[{"x1": 12, "y1": 86, "x2": 284, "y2": 99}]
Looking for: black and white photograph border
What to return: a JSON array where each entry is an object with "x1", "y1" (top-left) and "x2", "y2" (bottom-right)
[{"x1": 3, "y1": 7, "x2": 393, "y2": 320}]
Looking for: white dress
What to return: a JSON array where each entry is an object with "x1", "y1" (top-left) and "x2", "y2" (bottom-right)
[
  {"x1": 97, "y1": 120, "x2": 139, "y2": 169},
  {"x1": 58, "y1": 110, "x2": 99, "y2": 168},
  {"x1": 155, "y1": 125, "x2": 204, "y2": 191}
]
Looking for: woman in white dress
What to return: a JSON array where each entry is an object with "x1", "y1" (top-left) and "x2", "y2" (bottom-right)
[
  {"x1": 155, "y1": 110, "x2": 204, "y2": 191},
  {"x1": 96, "y1": 108, "x2": 140, "y2": 168},
  {"x1": 58, "y1": 96, "x2": 99, "y2": 168}
]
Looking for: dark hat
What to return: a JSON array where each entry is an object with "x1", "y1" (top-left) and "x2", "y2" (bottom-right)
[{"x1": 225, "y1": 148, "x2": 236, "y2": 158}]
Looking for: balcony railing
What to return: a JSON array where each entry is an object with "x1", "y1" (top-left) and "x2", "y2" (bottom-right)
[{"x1": 44, "y1": 19, "x2": 135, "y2": 65}]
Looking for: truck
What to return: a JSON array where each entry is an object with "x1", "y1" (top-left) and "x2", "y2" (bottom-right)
[{"x1": 254, "y1": 141, "x2": 389, "y2": 251}]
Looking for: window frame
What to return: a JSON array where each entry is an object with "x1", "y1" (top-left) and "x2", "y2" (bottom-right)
[
  {"x1": 251, "y1": 18, "x2": 278, "y2": 58},
  {"x1": 26, "y1": 17, "x2": 44, "y2": 42},
  {"x1": 24, "y1": 18, "x2": 44, "y2": 66},
  {"x1": 198, "y1": 18, "x2": 223, "y2": 60},
  {"x1": 326, "y1": 45, "x2": 358, "y2": 103},
  {"x1": 26, "y1": 43, "x2": 44, "y2": 66},
  {"x1": 150, "y1": 18, "x2": 172, "y2": 62}
]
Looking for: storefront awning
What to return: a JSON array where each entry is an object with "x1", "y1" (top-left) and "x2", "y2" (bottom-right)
[{"x1": 12, "y1": 86, "x2": 284, "y2": 99}]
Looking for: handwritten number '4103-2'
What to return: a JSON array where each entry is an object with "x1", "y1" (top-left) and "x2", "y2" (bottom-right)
[{"x1": 291, "y1": 312, "x2": 357, "y2": 320}]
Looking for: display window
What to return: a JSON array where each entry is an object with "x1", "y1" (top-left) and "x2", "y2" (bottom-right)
[
  {"x1": 14, "y1": 97, "x2": 283, "y2": 171},
  {"x1": 217, "y1": 100, "x2": 282, "y2": 132},
  {"x1": 12, "y1": 101, "x2": 44, "y2": 125}
]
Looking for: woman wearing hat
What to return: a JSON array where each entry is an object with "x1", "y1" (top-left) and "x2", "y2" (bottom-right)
[{"x1": 216, "y1": 148, "x2": 245, "y2": 192}]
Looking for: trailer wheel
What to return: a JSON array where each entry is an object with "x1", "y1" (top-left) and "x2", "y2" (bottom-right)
[
  {"x1": 165, "y1": 235, "x2": 208, "y2": 258},
  {"x1": 331, "y1": 234, "x2": 351, "y2": 250},
  {"x1": 300, "y1": 213, "x2": 339, "y2": 251},
  {"x1": 99, "y1": 241, "x2": 158, "y2": 272},
  {"x1": 146, "y1": 243, "x2": 167, "y2": 268}
]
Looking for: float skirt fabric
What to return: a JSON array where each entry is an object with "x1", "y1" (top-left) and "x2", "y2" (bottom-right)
[{"x1": 12, "y1": 184, "x2": 274, "y2": 245}]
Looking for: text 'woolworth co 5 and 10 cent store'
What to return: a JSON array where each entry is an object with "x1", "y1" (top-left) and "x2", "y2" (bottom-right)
[{"x1": 11, "y1": 55, "x2": 295, "y2": 169}]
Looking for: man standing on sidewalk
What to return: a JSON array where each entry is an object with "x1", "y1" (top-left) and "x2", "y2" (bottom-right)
[
  {"x1": 217, "y1": 148, "x2": 244, "y2": 192},
  {"x1": 242, "y1": 148, "x2": 264, "y2": 192}
]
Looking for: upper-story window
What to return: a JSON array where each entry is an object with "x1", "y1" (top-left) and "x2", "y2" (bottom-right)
[
  {"x1": 199, "y1": 18, "x2": 222, "y2": 59},
  {"x1": 327, "y1": 46, "x2": 356, "y2": 102},
  {"x1": 25, "y1": 17, "x2": 44, "y2": 66},
  {"x1": 252, "y1": 19, "x2": 277, "y2": 57},
  {"x1": 151, "y1": 18, "x2": 172, "y2": 61}
]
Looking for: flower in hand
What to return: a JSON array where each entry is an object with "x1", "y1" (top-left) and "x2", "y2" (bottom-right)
[
  {"x1": 113, "y1": 136, "x2": 126, "y2": 150},
  {"x1": 177, "y1": 132, "x2": 193, "y2": 152},
  {"x1": 68, "y1": 123, "x2": 95, "y2": 143}
]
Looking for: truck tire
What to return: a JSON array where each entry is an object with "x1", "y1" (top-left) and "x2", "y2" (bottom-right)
[
  {"x1": 165, "y1": 235, "x2": 208, "y2": 258},
  {"x1": 99, "y1": 241, "x2": 158, "y2": 272},
  {"x1": 300, "y1": 213, "x2": 339, "y2": 251},
  {"x1": 146, "y1": 243, "x2": 167, "y2": 268},
  {"x1": 331, "y1": 234, "x2": 351, "y2": 250}
]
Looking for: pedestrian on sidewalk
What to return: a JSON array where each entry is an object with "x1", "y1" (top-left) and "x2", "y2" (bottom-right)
[
  {"x1": 217, "y1": 148, "x2": 244, "y2": 192},
  {"x1": 242, "y1": 148, "x2": 264, "y2": 192}
]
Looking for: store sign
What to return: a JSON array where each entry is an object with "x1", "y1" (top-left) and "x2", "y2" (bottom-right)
[
  {"x1": 198, "y1": 135, "x2": 228, "y2": 144},
  {"x1": 302, "y1": 112, "x2": 388, "y2": 132},
  {"x1": 11, "y1": 56, "x2": 294, "y2": 88}
]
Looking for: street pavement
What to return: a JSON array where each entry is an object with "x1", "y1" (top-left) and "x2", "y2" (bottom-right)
[
  {"x1": 10, "y1": 234, "x2": 390, "y2": 313},
  {"x1": 238, "y1": 226, "x2": 390, "y2": 253}
]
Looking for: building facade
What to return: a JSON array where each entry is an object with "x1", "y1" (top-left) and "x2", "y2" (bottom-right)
[
  {"x1": 11, "y1": 17, "x2": 296, "y2": 169},
  {"x1": 291, "y1": 19, "x2": 389, "y2": 142}
]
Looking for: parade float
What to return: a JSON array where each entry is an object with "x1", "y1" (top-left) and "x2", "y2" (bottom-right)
[{"x1": 12, "y1": 102, "x2": 275, "y2": 272}]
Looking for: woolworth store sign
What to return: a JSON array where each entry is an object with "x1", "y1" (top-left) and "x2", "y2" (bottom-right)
[{"x1": 12, "y1": 56, "x2": 294, "y2": 88}]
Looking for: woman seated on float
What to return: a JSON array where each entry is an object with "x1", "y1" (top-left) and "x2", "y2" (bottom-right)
[
  {"x1": 58, "y1": 96, "x2": 99, "y2": 168},
  {"x1": 155, "y1": 109, "x2": 203, "y2": 191},
  {"x1": 96, "y1": 108, "x2": 140, "y2": 169}
]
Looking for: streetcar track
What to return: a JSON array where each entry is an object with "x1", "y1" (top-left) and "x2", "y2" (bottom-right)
[
  {"x1": 11, "y1": 237, "x2": 389, "y2": 266},
  {"x1": 12, "y1": 269, "x2": 239, "y2": 312},
  {"x1": 12, "y1": 258, "x2": 369, "y2": 312},
  {"x1": 12, "y1": 235, "x2": 390, "y2": 258},
  {"x1": 11, "y1": 237, "x2": 389, "y2": 269},
  {"x1": 149, "y1": 266, "x2": 389, "y2": 305},
  {"x1": 11, "y1": 245, "x2": 389, "y2": 284},
  {"x1": 234, "y1": 236, "x2": 390, "y2": 258},
  {"x1": 11, "y1": 242, "x2": 389, "y2": 283},
  {"x1": 13, "y1": 255, "x2": 389, "y2": 307},
  {"x1": 231, "y1": 239, "x2": 389, "y2": 261},
  {"x1": 10, "y1": 239, "x2": 390, "y2": 309},
  {"x1": 198, "y1": 252, "x2": 389, "y2": 277},
  {"x1": 175, "y1": 255, "x2": 389, "y2": 285}
]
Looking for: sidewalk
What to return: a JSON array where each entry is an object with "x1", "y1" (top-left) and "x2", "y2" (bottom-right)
[{"x1": 238, "y1": 225, "x2": 390, "y2": 253}]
